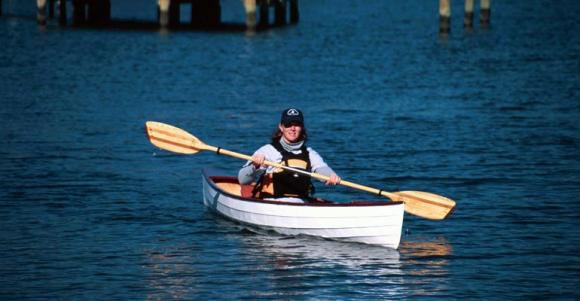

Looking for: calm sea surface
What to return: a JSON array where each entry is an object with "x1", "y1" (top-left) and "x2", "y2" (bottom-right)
[{"x1": 1, "y1": 0, "x2": 579, "y2": 300}]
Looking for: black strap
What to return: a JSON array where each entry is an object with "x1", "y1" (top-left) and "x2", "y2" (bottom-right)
[{"x1": 251, "y1": 173, "x2": 265, "y2": 198}]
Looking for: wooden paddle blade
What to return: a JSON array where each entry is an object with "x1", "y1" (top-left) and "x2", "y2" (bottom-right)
[
  {"x1": 145, "y1": 121, "x2": 205, "y2": 154},
  {"x1": 392, "y1": 191, "x2": 456, "y2": 220}
]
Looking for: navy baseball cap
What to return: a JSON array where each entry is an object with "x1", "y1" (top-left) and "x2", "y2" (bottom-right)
[{"x1": 280, "y1": 108, "x2": 304, "y2": 126}]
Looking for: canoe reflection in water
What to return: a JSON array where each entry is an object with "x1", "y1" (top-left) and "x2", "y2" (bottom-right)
[{"x1": 226, "y1": 219, "x2": 453, "y2": 299}]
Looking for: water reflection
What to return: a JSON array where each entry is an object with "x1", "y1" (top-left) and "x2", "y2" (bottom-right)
[
  {"x1": 399, "y1": 237, "x2": 453, "y2": 258},
  {"x1": 239, "y1": 233, "x2": 405, "y2": 298},
  {"x1": 143, "y1": 250, "x2": 201, "y2": 301},
  {"x1": 243, "y1": 233, "x2": 402, "y2": 270},
  {"x1": 399, "y1": 237, "x2": 453, "y2": 296},
  {"x1": 231, "y1": 225, "x2": 453, "y2": 298}
]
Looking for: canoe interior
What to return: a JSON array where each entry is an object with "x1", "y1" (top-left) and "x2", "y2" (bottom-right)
[
  {"x1": 211, "y1": 176, "x2": 332, "y2": 203},
  {"x1": 208, "y1": 175, "x2": 404, "y2": 207},
  {"x1": 215, "y1": 181, "x2": 244, "y2": 197}
]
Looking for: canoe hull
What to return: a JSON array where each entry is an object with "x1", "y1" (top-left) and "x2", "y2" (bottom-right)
[{"x1": 201, "y1": 169, "x2": 404, "y2": 249}]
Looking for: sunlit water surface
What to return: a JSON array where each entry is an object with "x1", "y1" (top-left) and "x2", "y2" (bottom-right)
[{"x1": 1, "y1": 0, "x2": 579, "y2": 299}]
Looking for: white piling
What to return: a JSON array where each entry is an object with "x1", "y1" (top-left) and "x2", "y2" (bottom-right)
[
  {"x1": 37, "y1": 0, "x2": 47, "y2": 25},
  {"x1": 480, "y1": 0, "x2": 491, "y2": 26},
  {"x1": 158, "y1": 0, "x2": 170, "y2": 28},
  {"x1": 244, "y1": 0, "x2": 257, "y2": 31},
  {"x1": 464, "y1": 0, "x2": 474, "y2": 28},
  {"x1": 439, "y1": 0, "x2": 450, "y2": 33}
]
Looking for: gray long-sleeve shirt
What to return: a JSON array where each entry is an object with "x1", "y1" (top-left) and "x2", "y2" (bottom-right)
[{"x1": 238, "y1": 143, "x2": 336, "y2": 185}]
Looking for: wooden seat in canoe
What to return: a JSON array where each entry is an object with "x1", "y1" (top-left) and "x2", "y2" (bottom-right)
[{"x1": 215, "y1": 181, "x2": 257, "y2": 198}]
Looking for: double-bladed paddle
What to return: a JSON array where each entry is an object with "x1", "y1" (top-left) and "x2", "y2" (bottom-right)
[{"x1": 145, "y1": 121, "x2": 456, "y2": 220}]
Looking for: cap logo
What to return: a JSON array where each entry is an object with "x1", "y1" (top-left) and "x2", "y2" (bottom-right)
[{"x1": 287, "y1": 109, "x2": 300, "y2": 116}]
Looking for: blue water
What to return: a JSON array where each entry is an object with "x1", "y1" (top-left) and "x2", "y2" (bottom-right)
[{"x1": 1, "y1": 0, "x2": 579, "y2": 300}]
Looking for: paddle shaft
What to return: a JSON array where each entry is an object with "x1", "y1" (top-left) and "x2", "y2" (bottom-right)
[{"x1": 205, "y1": 145, "x2": 397, "y2": 200}]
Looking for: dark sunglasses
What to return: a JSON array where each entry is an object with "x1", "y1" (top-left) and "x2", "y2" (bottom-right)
[{"x1": 282, "y1": 122, "x2": 303, "y2": 128}]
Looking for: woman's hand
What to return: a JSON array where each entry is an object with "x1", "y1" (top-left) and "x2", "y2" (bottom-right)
[
  {"x1": 325, "y1": 173, "x2": 341, "y2": 186},
  {"x1": 251, "y1": 154, "x2": 266, "y2": 169}
]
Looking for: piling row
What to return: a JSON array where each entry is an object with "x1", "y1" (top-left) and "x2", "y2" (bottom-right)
[
  {"x1": 31, "y1": 0, "x2": 300, "y2": 31},
  {"x1": 34, "y1": 0, "x2": 109, "y2": 26},
  {"x1": 439, "y1": 0, "x2": 491, "y2": 33},
  {"x1": 72, "y1": 0, "x2": 111, "y2": 25},
  {"x1": 23, "y1": 0, "x2": 491, "y2": 33},
  {"x1": 158, "y1": 0, "x2": 221, "y2": 28},
  {"x1": 245, "y1": 0, "x2": 299, "y2": 31}
]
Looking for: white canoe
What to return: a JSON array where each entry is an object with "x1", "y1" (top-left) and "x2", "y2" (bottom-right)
[{"x1": 201, "y1": 169, "x2": 405, "y2": 249}]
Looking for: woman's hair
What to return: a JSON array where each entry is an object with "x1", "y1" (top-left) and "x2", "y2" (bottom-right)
[{"x1": 271, "y1": 125, "x2": 308, "y2": 144}]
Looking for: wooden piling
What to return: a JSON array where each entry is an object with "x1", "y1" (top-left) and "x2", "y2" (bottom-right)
[
  {"x1": 439, "y1": 0, "x2": 450, "y2": 34},
  {"x1": 103, "y1": 0, "x2": 111, "y2": 23},
  {"x1": 274, "y1": 0, "x2": 286, "y2": 26},
  {"x1": 192, "y1": 0, "x2": 221, "y2": 27},
  {"x1": 259, "y1": 2, "x2": 269, "y2": 27},
  {"x1": 48, "y1": 0, "x2": 55, "y2": 18},
  {"x1": 289, "y1": 0, "x2": 299, "y2": 24},
  {"x1": 37, "y1": 0, "x2": 47, "y2": 25},
  {"x1": 72, "y1": 0, "x2": 87, "y2": 25},
  {"x1": 158, "y1": 0, "x2": 170, "y2": 28},
  {"x1": 169, "y1": 0, "x2": 180, "y2": 26},
  {"x1": 464, "y1": 0, "x2": 474, "y2": 28},
  {"x1": 209, "y1": 0, "x2": 221, "y2": 26},
  {"x1": 87, "y1": 0, "x2": 97, "y2": 24},
  {"x1": 87, "y1": 0, "x2": 110, "y2": 24},
  {"x1": 0, "y1": 0, "x2": 3, "y2": 17},
  {"x1": 244, "y1": 0, "x2": 257, "y2": 31},
  {"x1": 480, "y1": 0, "x2": 491, "y2": 26},
  {"x1": 59, "y1": 0, "x2": 67, "y2": 25},
  {"x1": 191, "y1": 0, "x2": 204, "y2": 26}
]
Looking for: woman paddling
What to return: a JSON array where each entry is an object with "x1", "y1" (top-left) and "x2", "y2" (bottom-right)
[{"x1": 238, "y1": 108, "x2": 341, "y2": 203}]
